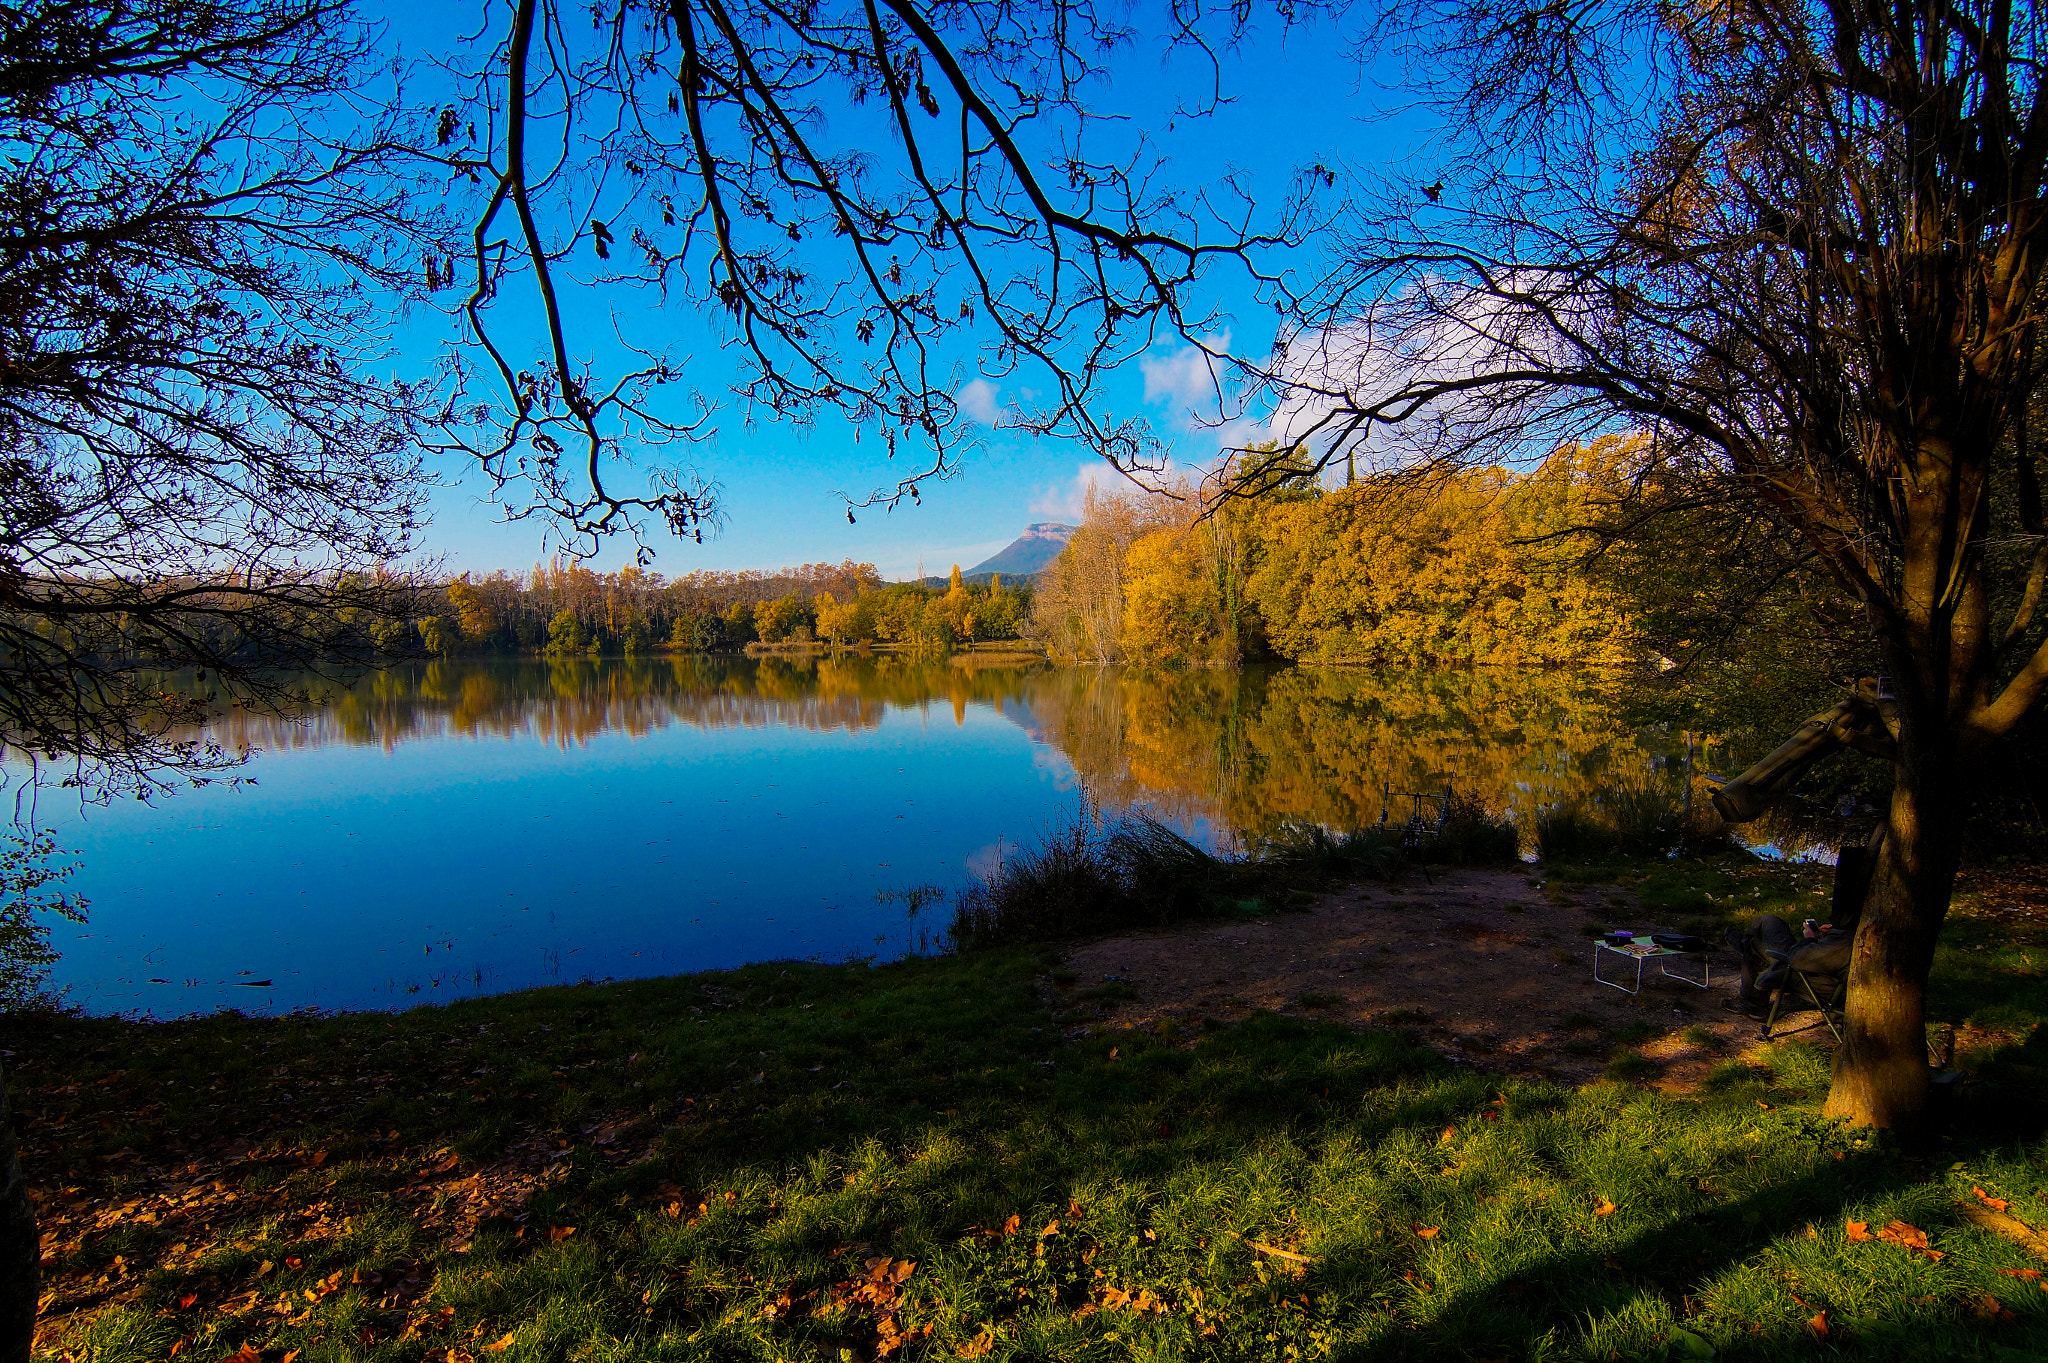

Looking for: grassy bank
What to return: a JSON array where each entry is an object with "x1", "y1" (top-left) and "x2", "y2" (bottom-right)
[{"x1": 16, "y1": 864, "x2": 2048, "y2": 1363}]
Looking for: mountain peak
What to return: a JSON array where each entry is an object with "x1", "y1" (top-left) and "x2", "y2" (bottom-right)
[{"x1": 967, "y1": 523, "x2": 1078, "y2": 577}]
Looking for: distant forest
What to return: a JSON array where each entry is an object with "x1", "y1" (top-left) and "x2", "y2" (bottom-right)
[{"x1": 411, "y1": 560, "x2": 1033, "y2": 656}]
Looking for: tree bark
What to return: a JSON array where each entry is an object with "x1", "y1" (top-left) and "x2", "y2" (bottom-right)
[
  {"x1": 1823, "y1": 766, "x2": 1961, "y2": 1138},
  {"x1": 0, "y1": 1065, "x2": 37, "y2": 1363}
]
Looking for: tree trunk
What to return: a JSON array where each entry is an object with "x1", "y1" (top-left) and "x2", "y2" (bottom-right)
[
  {"x1": 0, "y1": 1065, "x2": 37, "y2": 1363},
  {"x1": 1822, "y1": 767, "x2": 1961, "y2": 1138}
]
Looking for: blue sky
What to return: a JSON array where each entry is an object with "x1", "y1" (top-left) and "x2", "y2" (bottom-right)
[{"x1": 370, "y1": 3, "x2": 1432, "y2": 580}]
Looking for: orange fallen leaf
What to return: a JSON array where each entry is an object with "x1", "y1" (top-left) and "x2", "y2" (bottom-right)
[
  {"x1": 1845, "y1": 1220, "x2": 1872, "y2": 1241},
  {"x1": 225, "y1": 1347, "x2": 262, "y2": 1363},
  {"x1": 168, "y1": 1342, "x2": 185, "y2": 1359},
  {"x1": 547, "y1": 1225, "x2": 576, "y2": 1242},
  {"x1": 1808, "y1": 1310, "x2": 1828, "y2": 1337},
  {"x1": 1040, "y1": 1219, "x2": 1060, "y2": 1238},
  {"x1": 1439, "y1": 1125, "x2": 1457, "y2": 1143},
  {"x1": 1412, "y1": 1223, "x2": 1440, "y2": 1239},
  {"x1": 1974, "y1": 1186, "x2": 2012, "y2": 1212},
  {"x1": 482, "y1": 1331, "x2": 516, "y2": 1353},
  {"x1": 1998, "y1": 1269, "x2": 2043, "y2": 1281},
  {"x1": 177, "y1": 1292, "x2": 198, "y2": 1310},
  {"x1": 1593, "y1": 1198, "x2": 1616, "y2": 1216},
  {"x1": 1874, "y1": 1220, "x2": 1944, "y2": 1259},
  {"x1": 282, "y1": 1353, "x2": 300, "y2": 1363},
  {"x1": 1001, "y1": 1214, "x2": 1020, "y2": 1236}
]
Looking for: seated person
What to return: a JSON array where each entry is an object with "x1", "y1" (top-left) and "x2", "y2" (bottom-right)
[
  {"x1": 1725, "y1": 915, "x2": 1853, "y2": 1017},
  {"x1": 1722, "y1": 838, "x2": 1876, "y2": 1018}
]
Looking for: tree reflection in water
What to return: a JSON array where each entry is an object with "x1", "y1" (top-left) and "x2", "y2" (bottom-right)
[{"x1": 191, "y1": 658, "x2": 1673, "y2": 844}]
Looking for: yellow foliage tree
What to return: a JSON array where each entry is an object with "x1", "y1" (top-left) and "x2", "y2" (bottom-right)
[{"x1": 1120, "y1": 529, "x2": 1221, "y2": 666}]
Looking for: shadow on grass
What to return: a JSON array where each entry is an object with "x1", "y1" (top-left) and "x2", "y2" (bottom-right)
[{"x1": 11, "y1": 949, "x2": 2048, "y2": 1363}]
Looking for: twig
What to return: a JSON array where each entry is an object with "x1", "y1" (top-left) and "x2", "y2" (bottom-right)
[{"x1": 1228, "y1": 1231, "x2": 1314, "y2": 1265}]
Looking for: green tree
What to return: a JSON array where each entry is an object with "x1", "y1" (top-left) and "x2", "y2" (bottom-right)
[
  {"x1": 417, "y1": 615, "x2": 458, "y2": 657},
  {"x1": 544, "y1": 610, "x2": 586, "y2": 655}
]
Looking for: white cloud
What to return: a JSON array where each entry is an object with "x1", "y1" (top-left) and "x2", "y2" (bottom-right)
[
  {"x1": 955, "y1": 377, "x2": 1001, "y2": 426},
  {"x1": 1029, "y1": 462, "x2": 1118, "y2": 521},
  {"x1": 1138, "y1": 331, "x2": 1233, "y2": 422}
]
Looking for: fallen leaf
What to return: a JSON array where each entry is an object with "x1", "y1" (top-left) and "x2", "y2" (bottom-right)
[
  {"x1": 547, "y1": 1225, "x2": 575, "y2": 1242},
  {"x1": 168, "y1": 1342, "x2": 185, "y2": 1359},
  {"x1": 1974, "y1": 1186, "x2": 2012, "y2": 1212},
  {"x1": 1808, "y1": 1310, "x2": 1828, "y2": 1337},
  {"x1": 482, "y1": 1331, "x2": 517, "y2": 1353},
  {"x1": 1997, "y1": 1269, "x2": 2042, "y2": 1281},
  {"x1": 1040, "y1": 1219, "x2": 1060, "y2": 1238},
  {"x1": 1439, "y1": 1125, "x2": 1457, "y2": 1143},
  {"x1": 177, "y1": 1292, "x2": 198, "y2": 1310},
  {"x1": 1845, "y1": 1221, "x2": 1872, "y2": 1242},
  {"x1": 1593, "y1": 1198, "x2": 1616, "y2": 1217},
  {"x1": 1874, "y1": 1220, "x2": 1944, "y2": 1259},
  {"x1": 958, "y1": 1327, "x2": 996, "y2": 1358},
  {"x1": 1412, "y1": 1223, "x2": 1440, "y2": 1239},
  {"x1": 1001, "y1": 1214, "x2": 1020, "y2": 1236}
]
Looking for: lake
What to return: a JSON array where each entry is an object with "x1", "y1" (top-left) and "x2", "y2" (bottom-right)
[{"x1": 36, "y1": 656, "x2": 1708, "y2": 1016}]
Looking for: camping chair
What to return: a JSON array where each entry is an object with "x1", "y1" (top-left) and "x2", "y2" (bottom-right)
[{"x1": 1760, "y1": 957, "x2": 1847, "y2": 1043}]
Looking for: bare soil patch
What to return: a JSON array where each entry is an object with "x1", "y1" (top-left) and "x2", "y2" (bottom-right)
[{"x1": 1062, "y1": 867, "x2": 1770, "y2": 1090}]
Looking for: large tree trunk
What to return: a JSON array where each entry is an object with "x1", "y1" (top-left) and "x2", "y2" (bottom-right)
[
  {"x1": 0, "y1": 1065, "x2": 37, "y2": 1363},
  {"x1": 1822, "y1": 754, "x2": 1962, "y2": 1137}
]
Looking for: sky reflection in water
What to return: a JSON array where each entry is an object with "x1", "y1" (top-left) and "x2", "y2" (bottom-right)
[{"x1": 40, "y1": 656, "x2": 1689, "y2": 1017}]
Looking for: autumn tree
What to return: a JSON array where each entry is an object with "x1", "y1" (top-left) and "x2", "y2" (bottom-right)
[
  {"x1": 1122, "y1": 529, "x2": 1223, "y2": 666},
  {"x1": 1263, "y1": 0, "x2": 2048, "y2": 1131},
  {"x1": 1031, "y1": 486, "x2": 1177, "y2": 663}
]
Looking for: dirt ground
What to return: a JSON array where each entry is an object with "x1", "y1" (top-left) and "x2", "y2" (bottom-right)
[{"x1": 1062, "y1": 867, "x2": 1788, "y2": 1090}]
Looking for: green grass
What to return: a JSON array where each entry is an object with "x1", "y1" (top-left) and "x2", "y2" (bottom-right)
[{"x1": 14, "y1": 942, "x2": 2048, "y2": 1363}]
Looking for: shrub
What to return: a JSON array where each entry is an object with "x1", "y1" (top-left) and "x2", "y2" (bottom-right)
[
  {"x1": 1417, "y1": 791, "x2": 1521, "y2": 864},
  {"x1": 1536, "y1": 776, "x2": 1687, "y2": 860},
  {"x1": 950, "y1": 806, "x2": 1414, "y2": 950}
]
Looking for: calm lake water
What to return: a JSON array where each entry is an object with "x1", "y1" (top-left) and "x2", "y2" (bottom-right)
[{"x1": 39, "y1": 657, "x2": 1701, "y2": 1017}]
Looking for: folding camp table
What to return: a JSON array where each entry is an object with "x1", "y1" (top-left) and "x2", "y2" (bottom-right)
[{"x1": 1593, "y1": 935, "x2": 1711, "y2": 996}]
